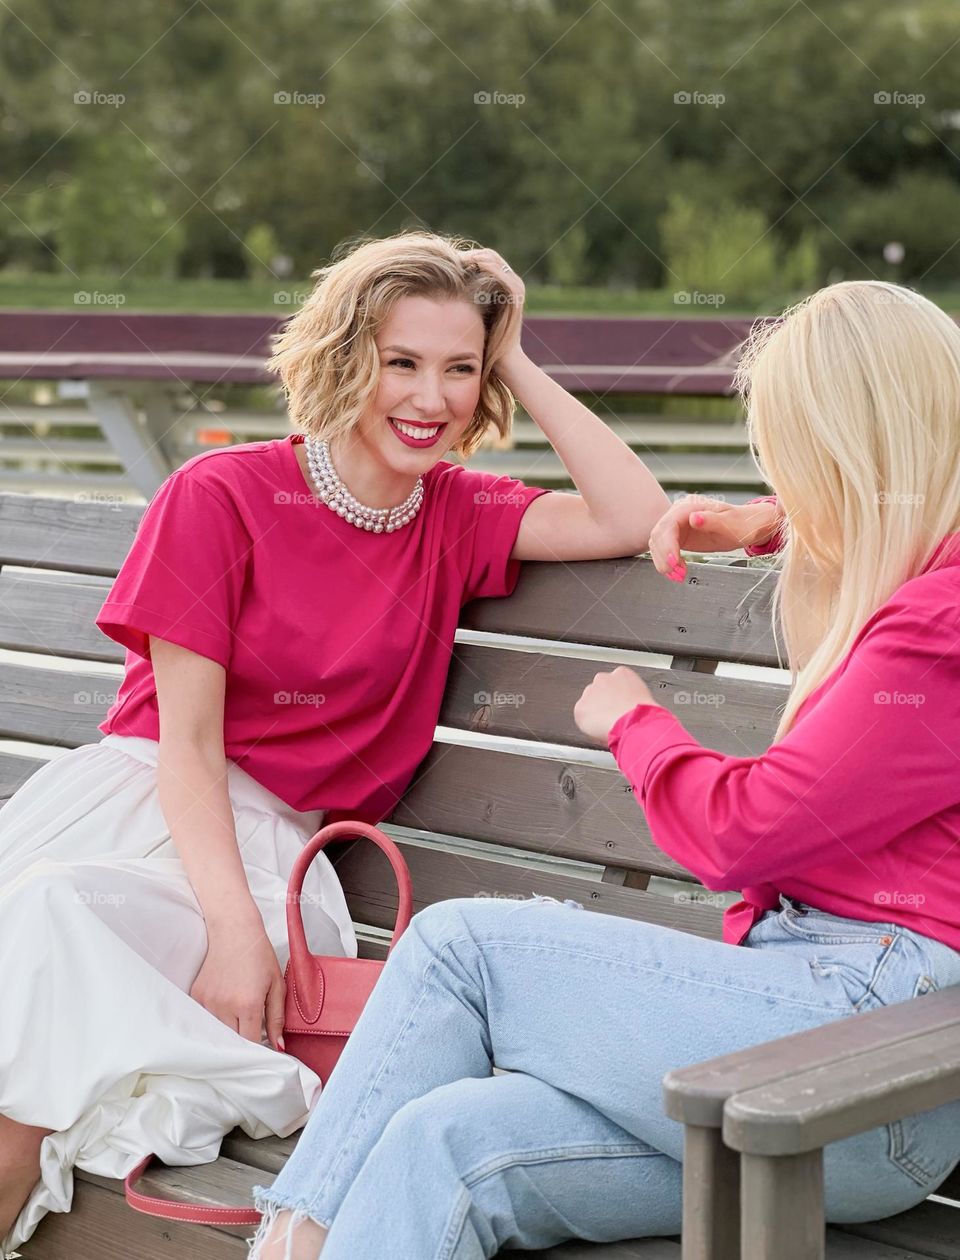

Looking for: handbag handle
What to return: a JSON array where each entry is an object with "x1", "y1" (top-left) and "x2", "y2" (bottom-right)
[
  {"x1": 125, "y1": 1154, "x2": 262, "y2": 1225},
  {"x1": 286, "y1": 820, "x2": 414, "y2": 1013}
]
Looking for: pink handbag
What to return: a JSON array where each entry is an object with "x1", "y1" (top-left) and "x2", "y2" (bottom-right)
[{"x1": 125, "y1": 819, "x2": 414, "y2": 1226}]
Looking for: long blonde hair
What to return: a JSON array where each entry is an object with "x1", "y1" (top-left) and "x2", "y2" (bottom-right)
[
  {"x1": 268, "y1": 230, "x2": 521, "y2": 457},
  {"x1": 736, "y1": 281, "x2": 960, "y2": 738}
]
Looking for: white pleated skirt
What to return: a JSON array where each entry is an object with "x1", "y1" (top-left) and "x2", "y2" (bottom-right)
[{"x1": 0, "y1": 734, "x2": 358, "y2": 1253}]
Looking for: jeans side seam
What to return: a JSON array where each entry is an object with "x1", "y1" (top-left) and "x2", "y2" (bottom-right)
[
  {"x1": 437, "y1": 934, "x2": 853, "y2": 1014},
  {"x1": 462, "y1": 1142, "x2": 665, "y2": 1188}
]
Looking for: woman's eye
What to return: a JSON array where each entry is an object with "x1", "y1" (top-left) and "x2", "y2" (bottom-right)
[{"x1": 385, "y1": 358, "x2": 475, "y2": 373}]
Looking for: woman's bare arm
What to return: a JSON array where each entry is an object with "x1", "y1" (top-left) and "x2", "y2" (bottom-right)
[{"x1": 150, "y1": 636, "x2": 285, "y2": 1048}]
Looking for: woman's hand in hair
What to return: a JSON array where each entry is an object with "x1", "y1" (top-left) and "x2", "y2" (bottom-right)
[
  {"x1": 462, "y1": 247, "x2": 525, "y2": 356},
  {"x1": 648, "y1": 495, "x2": 784, "y2": 580},
  {"x1": 574, "y1": 666, "x2": 657, "y2": 744}
]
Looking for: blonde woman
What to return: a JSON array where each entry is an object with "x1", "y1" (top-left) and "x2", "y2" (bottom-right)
[
  {"x1": 0, "y1": 232, "x2": 673, "y2": 1255},
  {"x1": 249, "y1": 281, "x2": 960, "y2": 1260}
]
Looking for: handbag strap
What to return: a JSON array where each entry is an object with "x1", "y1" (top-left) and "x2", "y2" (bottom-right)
[
  {"x1": 124, "y1": 1154, "x2": 262, "y2": 1225},
  {"x1": 286, "y1": 818, "x2": 414, "y2": 970}
]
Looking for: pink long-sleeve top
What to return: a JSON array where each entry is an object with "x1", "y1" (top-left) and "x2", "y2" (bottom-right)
[{"x1": 608, "y1": 533, "x2": 960, "y2": 949}]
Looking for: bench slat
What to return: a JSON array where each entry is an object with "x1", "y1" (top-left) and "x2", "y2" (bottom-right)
[
  {"x1": 466, "y1": 448, "x2": 763, "y2": 488},
  {"x1": 220, "y1": 1130, "x2": 297, "y2": 1174},
  {"x1": 0, "y1": 663, "x2": 116, "y2": 745},
  {"x1": 837, "y1": 1199, "x2": 960, "y2": 1257},
  {"x1": 0, "y1": 572, "x2": 120, "y2": 661},
  {"x1": 462, "y1": 559, "x2": 781, "y2": 667},
  {"x1": 442, "y1": 643, "x2": 782, "y2": 753},
  {"x1": 335, "y1": 840, "x2": 721, "y2": 938},
  {"x1": 0, "y1": 493, "x2": 141, "y2": 574},
  {"x1": 0, "y1": 750, "x2": 50, "y2": 798},
  {"x1": 390, "y1": 744, "x2": 692, "y2": 877},
  {"x1": 20, "y1": 1175, "x2": 248, "y2": 1257}
]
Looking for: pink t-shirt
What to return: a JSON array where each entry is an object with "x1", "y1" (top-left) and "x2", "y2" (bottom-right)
[
  {"x1": 96, "y1": 435, "x2": 548, "y2": 820},
  {"x1": 609, "y1": 535, "x2": 960, "y2": 950}
]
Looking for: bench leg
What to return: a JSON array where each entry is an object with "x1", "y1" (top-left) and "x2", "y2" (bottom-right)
[
  {"x1": 87, "y1": 380, "x2": 174, "y2": 498},
  {"x1": 681, "y1": 1124, "x2": 740, "y2": 1260},
  {"x1": 740, "y1": 1149, "x2": 824, "y2": 1260}
]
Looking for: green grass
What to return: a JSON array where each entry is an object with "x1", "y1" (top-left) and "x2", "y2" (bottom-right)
[{"x1": 5, "y1": 269, "x2": 960, "y2": 317}]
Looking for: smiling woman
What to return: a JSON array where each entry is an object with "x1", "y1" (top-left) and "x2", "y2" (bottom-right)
[{"x1": 271, "y1": 232, "x2": 672, "y2": 561}]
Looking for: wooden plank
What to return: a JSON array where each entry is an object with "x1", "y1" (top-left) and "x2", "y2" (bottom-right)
[
  {"x1": 0, "y1": 493, "x2": 141, "y2": 574},
  {"x1": 462, "y1": 558, "x2": 781, "y2": 667},
  {"x1": 332, "y1": 839, "x2": 722, "y2": 938},
  {"x1": 681, "y1": 1124, "x2": 740, "y2": 1259},
  {"x1": 220, "y1": 1130, "x2": 298, "y2": 1174},
  {"x1": 837, "y1": 1200, "x2": 960, "y2": 1257},
  {"x1": 0, "y1": 662, "x2": 116, "y2": 745},
  {"x1": 0, "y1": 436, "x2": 119, "y2": 461},
  {"x1": 465, "y1": 449, "x2": 764, "y2": 487},
  {"x1": 20, "y1": 1173, "x2": 248, "y2": 1258},
  {"x1": 0, "y1": 468, "x2": 135, "y2": 493},
  {"x1": 740, "y1": 1149, "x2": 825, "y2": 1260},
  {"x1": 442, "y1": 644, "x2": 782, "y2": 754},
  {"x1": 0, "y1": 750, "x2": 49, "y2": 797},
  {"x1": 388, "y1": 744, "x2": 693, "y2": 877},
  {"x1": 0, "y1": 572, "x2": 121, "y2": 661},
  {"x1": 724, "y1": 1019, "x2": 960, "y2": 1156},
  {"x1": 500, "y1": 418, "x2": 749, "y2": 449},
  {"x1": 825, "y1": 1233, "x2": 944, "y2": 1259}
]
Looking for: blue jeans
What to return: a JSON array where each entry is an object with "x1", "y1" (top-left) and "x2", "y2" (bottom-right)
[{"x1": 251, "y1": 893, "x2": 960, "y2": 1259}]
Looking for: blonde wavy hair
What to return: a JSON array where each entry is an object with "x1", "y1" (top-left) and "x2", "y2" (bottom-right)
[
  {"x1": 736, "y1": 280, "x2": 960, "y2": 739},
  {"x1": 267, "y1": 230, "x2": 522, "y2": 457}
]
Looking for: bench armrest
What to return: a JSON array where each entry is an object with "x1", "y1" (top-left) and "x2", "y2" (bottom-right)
[
  {"x1": 663, "y1": 984, "x2": 960, "y2": 1129},
  {"x1": 663, "y1": 988, "x2": 960, "y2": 1259},
  {"x1": 724, "y1": 1011, "x2": 960, "y2": 1156}
]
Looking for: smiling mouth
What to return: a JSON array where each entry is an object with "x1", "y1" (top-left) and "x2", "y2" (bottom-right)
[{"x1": 388, "y1": 417, "x2": 447, "y2": 445}]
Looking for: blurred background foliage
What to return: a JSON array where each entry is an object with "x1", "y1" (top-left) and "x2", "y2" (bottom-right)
[{"x1": 1, "y1": 0, "x2": 958, "y2": 310}]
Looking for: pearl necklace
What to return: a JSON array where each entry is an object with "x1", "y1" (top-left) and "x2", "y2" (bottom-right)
[{"x1": 303, "y1": 436, "x2": 424, "y2": 533}]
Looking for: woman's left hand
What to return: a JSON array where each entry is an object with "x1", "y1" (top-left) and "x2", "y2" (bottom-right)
[
  {"x1": 573, "y1": 666, "x2": 658, "y2": 744},
  {"x1": 461, "y1": 247, "x2": 525, "y2": 358}
]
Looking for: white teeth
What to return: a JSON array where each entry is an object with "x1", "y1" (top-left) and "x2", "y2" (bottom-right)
[{"x1": 392, "y1": 419, "x2": 441, "y2": 439}]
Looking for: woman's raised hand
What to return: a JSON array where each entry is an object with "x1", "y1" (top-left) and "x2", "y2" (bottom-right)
[
  {"x1": 648, "y1": 495, "x2": 783, "y2": 581},
  {"x1": 191, "y1": 912, "x2": 287, "y2": 1052},
  {"x1": 461, "y1": 247, "x2": 525, "y2": 356}
]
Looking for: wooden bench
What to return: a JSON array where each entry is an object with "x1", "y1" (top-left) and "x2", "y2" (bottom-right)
[{"x1": 2, "y1": 492, "x2": 956, "y2": 1259}]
